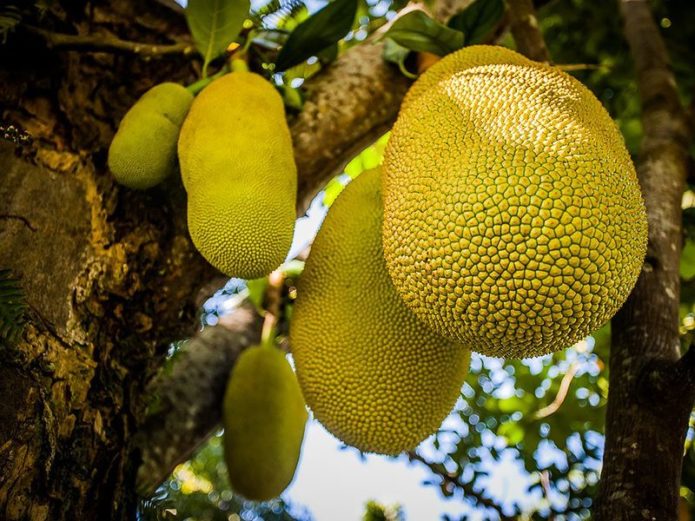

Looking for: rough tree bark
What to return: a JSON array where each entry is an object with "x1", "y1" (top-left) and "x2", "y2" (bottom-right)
[
  {"x1": 0, "y1": 1, "x2": 412, "y2": 519},
  {"x1": 594, "y1": 0, "x2": 693, "y2": 519}
]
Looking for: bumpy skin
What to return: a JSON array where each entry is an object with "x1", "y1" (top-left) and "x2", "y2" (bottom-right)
[
  {"x1": 291, "y1": 169, "x2": 471, "y2": 455},
  {"x1": 223, "y1": 345, "x2": 307, "y2": 501},
  {"x1": 108, "y1": 82, "x2": 193, "y2": 189},
  {"x1": 178, "y1": 72, "x2": 297, "y2": 279},
  {"x1": 383, "y1": 45, "x2": 648, "y2": 358}
]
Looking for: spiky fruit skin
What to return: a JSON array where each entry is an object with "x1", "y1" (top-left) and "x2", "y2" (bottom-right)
[
  {"x1": 178, "y1": 72, "x2": 297, "y2": 279},
  {"x1": 382, "y1": 45, "x2": 648, "y2": 358},
  {"x1": 108, "y1": 82, "x2": 193, "y2": 189},
  {"x1": 290, "y1": 168, "x2": 471, "y2": 455},
  {"x1": 223, "y1": 345, "x2": 307, "y2": 501}
]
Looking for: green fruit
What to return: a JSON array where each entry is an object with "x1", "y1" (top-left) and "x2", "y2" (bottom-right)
[
  {"x1": 382, "y1": 45, "x2": 648, "y2": 358},
  {"x1": 290, "y1": 168, "x2": 471, "y2": 455},
  {"x1": 178, "y1": 72, "x2": 297, "y2": 279},
  {"x1": 108, "y1": 82, "x2": 193, "y2": 189},
  {"x1": 223, "y1": 345, "x2": 307, "y2": 501}
]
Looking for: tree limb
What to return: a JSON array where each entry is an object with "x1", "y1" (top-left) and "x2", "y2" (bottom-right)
[
  {"x1": 134, "y1": 304, "x2": 262, "y2": 496},
  {"x1": 25, "y1": 26, "x2": 197, "y2": 57}
]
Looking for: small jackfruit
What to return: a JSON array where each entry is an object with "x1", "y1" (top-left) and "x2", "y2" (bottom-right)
[
  {"x1": 223, "y1": 345, "x2": 307, "y2": 501},
  {"x1": 178, "y1": 72, "x2": 297, "y2": 279},
  {"x1": 108, "y1": 82, "x2": 193, "y2": 189},
  {"x1": 290, "y1": 168, "x2": 471, "y2": 455},
  {"x1": 382, "y1": 45, "x2": 648, "y2": 358}
]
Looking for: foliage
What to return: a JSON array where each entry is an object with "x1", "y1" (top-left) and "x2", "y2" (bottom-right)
[
  {"x1": 274, "y1": 0, "x2": 357, "y2": 71},
  {"x1": 362, "y1": 500, "x2": 405, "y2": 521},
  {"x1": 185, "y1": 0, "x2": 250, "y2": 77}
]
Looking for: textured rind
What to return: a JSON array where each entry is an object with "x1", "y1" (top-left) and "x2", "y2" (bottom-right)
[
  {"x1": 108, "y1": 82, "x2": 193, "y2": 190},
  {"x1": 383, "y1": 46, "x2": 648, "y2": 358},
  {"x1": 290, "y1": 168, "x2": 471, "y2": 455},
  {"x1": 222, "y1": 345, "x2": 307, "y2": 501},
  {"x1": 178, "y1": 72, "x2": 297, "y2": 279}
]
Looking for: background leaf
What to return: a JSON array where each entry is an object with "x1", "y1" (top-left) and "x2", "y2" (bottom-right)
[
  {"x1": 383, "y1": 10, "x2": 465, "y2": 56},
  {"x1": 448, "y1": 0, "x2": 505, "y2": 45},
  {"x1": 274, "y1": 0, "x2": 357, "y2": 72},
  {"x1": 186, "y1": 0, "x2": 251, "y2": 77}
]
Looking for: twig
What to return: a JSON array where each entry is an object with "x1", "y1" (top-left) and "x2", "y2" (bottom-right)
[
  {"x1": 406, "y1": 451, "x2": 519, "y2": 519},
  {"x1": 25, "y1": 26, "x2": 196, "y2": 57},
  {"x1": 556, "y1": 63, "x2": 603, "y2": 72},
  {"x1": 534, "y1": 362, "x2": 579, "y2": 419},
  {"x1": 507, "y1": 0, "x2": 550, "y2": 62}
]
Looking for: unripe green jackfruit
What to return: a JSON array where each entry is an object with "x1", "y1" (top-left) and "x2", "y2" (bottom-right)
[
  {"x1": 291, "y1": 168, "x2": 471, "y2": 455},
  {"x1": 108, "y1": 82, "x2": 193, "y2": 189},
  {"x1": 178, "y1": 72, "x2": 297, "y2": 279},
  {"x1": 382, "y1": 45, "x2": 648, "y2": 358},
  {"x1": 223, "y1": 345, "x2": 307, "y2": 501}
]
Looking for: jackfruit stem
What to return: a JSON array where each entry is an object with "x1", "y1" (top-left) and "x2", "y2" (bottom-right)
[
  {"x1": 231, "y1": 58, "x2": 249, "y2": 73},
  {"x1": 186, "y1": 68, "x2": 228, "y2": 95},
  {"x1": 260, "y1": 270, "x2": 285, "y2": 349}
]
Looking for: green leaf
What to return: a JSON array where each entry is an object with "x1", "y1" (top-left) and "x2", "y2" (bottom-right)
[
  {"x1": 275, "y1": 0, "x2": 358, "y2": 72},
  {"x1": 0, "y1": 269, "x2": 26, "y2": 345},
  {"x1": 0, "y1": 4, "x2": 21, "y2": 43},
  {"x1": 448, "y1": 0, "x2": 505, "y2": 45},
  {"x1": 186, "y1": 0, "x2": 250, "y2": 77},
  {"x1": 382, "y1": 38, "x2": 417, "y2": 79},
  {"x1": 383, "y1": 10, "x2": 465, "y2": 56}
]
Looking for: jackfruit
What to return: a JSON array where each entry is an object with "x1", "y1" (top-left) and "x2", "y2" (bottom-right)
[
  {"x1": 178, "y1": 72, "x2": 297, "y2": 279},
  {"x1": 382, "y1": 45, "x2": 647, "y2": 358},
  {"x1": 222, "y1": 345, "x2": 307, "y2": 501},
  {"x1": 290, "y1": 168, "x2": 471, "y2": 455},
  {"x1": 108, "y1": 82, "x2": 193, "y2": 189}
]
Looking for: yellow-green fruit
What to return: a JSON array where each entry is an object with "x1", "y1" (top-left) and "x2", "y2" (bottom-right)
[
  {"x1": 178, "y1": 72, "x2": 297, "y2": 279},
  {"x1": 290, "y1": 168, "x2": 471, "y2": 455},
  {"x1": 108, "y1": 82, "x2": 193, "y2": 189},
  {"x1": 382, "y1": 45, "x2": 648, "y2": 358},
  {"x1": 223, "y1": 345, "x2": 307, "y2": 501}
]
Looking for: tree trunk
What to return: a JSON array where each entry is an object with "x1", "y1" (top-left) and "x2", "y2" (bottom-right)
[
  {"x1": 0, "y1": 2, "x2": 218, "y2": 519},
  {"x1": 593, "y1": 0, "x2": 693, "y2": 519}
]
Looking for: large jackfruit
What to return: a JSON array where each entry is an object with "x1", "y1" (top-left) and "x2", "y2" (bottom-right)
[
  {"x1": 178, "y1": 72, "x2": 297, "y2": 279},
  {"x1": 108, "y1": 82, "x2": 193, "y2": 189},
  {"x1": 382, "y1": 45, "x2": 648, "y2": 358},
  {"x1": 290, "y1": 168, "x2": 471, "y2": 455},
  {"x1": 223, "y1": 345, "x2": 307, "y2": 501}
]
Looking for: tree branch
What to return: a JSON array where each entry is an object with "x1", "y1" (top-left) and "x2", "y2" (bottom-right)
[
  {"x1": 406, "y1": 451, "x2": 519, "y2": 520},
  {"x1": 291, "y1": 41, "x2": 410, "y2": 211},
  {"x1": 134, "y1": 304, "x2": 262, "y2": 496},
  {"x1": 507, "y1": 0, "x2": 550, "y2": 62},
  {"x1": 25, "y1": 26, "x2": 197, "y2": 57}
]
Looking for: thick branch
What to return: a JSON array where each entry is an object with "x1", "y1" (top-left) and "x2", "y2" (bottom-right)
[
  {"x1": 134, "y1": 304, "x2": 262, "y2": 495},
  {"x1": 291, "y1": 41, "x2": 410, "y2": 211},
  {"x1": 507, "y1": 0, "x2": 550, "y2": 62},
  {"x1": 26, "y1": 26, "x2": 197, "y2": 57}
]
